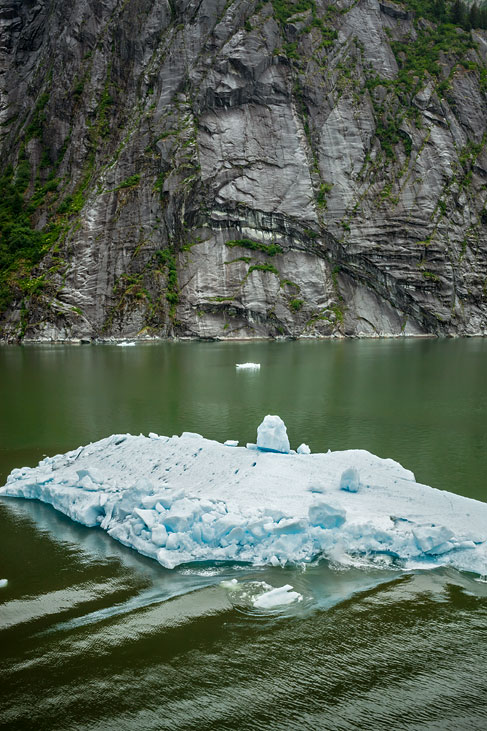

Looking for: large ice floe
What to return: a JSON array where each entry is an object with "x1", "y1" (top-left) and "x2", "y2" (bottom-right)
[{"x1": 1, "y1": 415, "x2": 486, "y2": 575}]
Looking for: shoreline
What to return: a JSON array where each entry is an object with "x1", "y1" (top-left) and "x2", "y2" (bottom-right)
[{"x1": 0, "y1": 332, "x2": 477, "y2": 346}]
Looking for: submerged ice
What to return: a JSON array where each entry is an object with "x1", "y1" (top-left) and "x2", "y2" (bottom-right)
[
  {"x1": 253, "y1": 584, "x2": 303, "y2": 609},
  {"x1": 1, "y1": 416, "x2": 487, "y2": 576}
]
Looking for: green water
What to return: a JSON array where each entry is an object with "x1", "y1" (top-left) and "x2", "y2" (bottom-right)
[
  {"x1": 1, "y1": 339, "x2": 486, "y2": 498},
  {"x1": 1, "y1": 340, "x2": 487, "y2": 730}
]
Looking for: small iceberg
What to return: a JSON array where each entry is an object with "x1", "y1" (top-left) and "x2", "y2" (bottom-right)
[
  {"x1": 236, "y1": 363, "x2": 260, "y2": 370},
  {"x1": 117, "y1": 341, "x2": 136, "y2": 347},
  {"x1": 253, "y1": 584, "x2": 303, "y2": 609},
  {"x1": 0, "y1": 579, "x2": 8, "y2": 589}
]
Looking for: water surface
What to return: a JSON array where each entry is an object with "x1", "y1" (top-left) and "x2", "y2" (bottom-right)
[
  {"x1": 1, "y1": 339, "x2": 486, "y2": 730},
  {"x1": 1, "y1": 338, "x2": 486, "y2": 498}
]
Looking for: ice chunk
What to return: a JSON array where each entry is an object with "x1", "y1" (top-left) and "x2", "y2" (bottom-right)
[
  {"x1": 77, "y1": 475, "x2": 98, "y2": 491},
  {"x1": 224, "y1": 440, "x2": 239, "y2": 447},
  {"x1": 0, "y1": 579, "x2": 8, "y2": 588},
  {"x1": 134, "y1": 508, "x2": 157, "y2": 528},
  {"x1": 76, "y1": 468, "x2": 103, "y2": 484},
  {"x1": 253, "y1": 584, "x2": 302, "y2": 609},
  {"x1": 340, "y1": 467, "x2": 360, "y2": 493},
  {"x1": 151, "y1": 524, "x2": 168, "y2": 546},
  {"x1": 273, "y1": 517, "x2": 307, "y2": 534},
  {"x1": 236, "y1": 363, "x2": 260, "y2": 370},
  {"x1": 308, "y1": 500, "x2": 346, "y2": 529},
  {"x1": 413, "y1": 525, "x2": 455, "y2": 554},
  {"x1": 297, "y1": 443, "x2": 311, "y2": 455},
  {"x1": 163, "y1": 498, "x2": 200, "y2": 533},
  {"x1": 220, "y1": 578, "x2": 238, "y2": 590},
  {"x1": 256, "y1": 415, "x2": 290, "y2": 454},
  {"x1": 157, "y1": 548, "x2": 183, "y2": 569},
  {"x1": 117, "y1": 341, "x2": 135, "y2": 347},
  {"x1": 141, "y1": 494, "x2": 165, "y2": 509},
  {"x1": 156, "y1": 489, "x2": 185, "y2": 509}
]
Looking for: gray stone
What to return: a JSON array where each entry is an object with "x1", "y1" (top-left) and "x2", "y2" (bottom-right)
[{"x1": 1, "y1": 0, "x2": 487, "y2": 341}]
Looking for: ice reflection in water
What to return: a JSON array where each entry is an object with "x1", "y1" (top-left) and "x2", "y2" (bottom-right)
[{"x1": 2, "y1": 484, "x2": 487, "y2": 730}]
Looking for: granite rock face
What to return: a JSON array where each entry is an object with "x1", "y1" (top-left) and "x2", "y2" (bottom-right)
[{"x1": 1, "y1": 0, "x2": 487, "y2": 340}]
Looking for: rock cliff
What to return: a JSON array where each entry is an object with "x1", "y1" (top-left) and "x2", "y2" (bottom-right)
[{"x1": 1, "y1": 0, "x2": 487, "y2": 340}]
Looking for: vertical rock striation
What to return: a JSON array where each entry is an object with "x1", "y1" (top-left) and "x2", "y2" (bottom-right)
[{"x1": 1, "y1": 0, "x2": 487, "y2": 341}]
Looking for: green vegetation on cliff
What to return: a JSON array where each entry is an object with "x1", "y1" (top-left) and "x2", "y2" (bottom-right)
[
  {"x1": 225, "y1": 239, "x2": 284, "y2": 256},
  {"x1": 405, "y1": 0, "x2": 487, "y2": 30},
  {"x1": 0, "y1": 165, "x2": 60, "y2": 314}
]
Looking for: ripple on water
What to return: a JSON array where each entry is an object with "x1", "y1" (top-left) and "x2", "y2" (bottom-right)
[{"x1": 2, "y1": 497, "x2": 487, "y2": 731}]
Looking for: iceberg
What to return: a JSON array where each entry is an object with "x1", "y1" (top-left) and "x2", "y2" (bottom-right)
[
  {"x1": 236, "y1": 363, "x2": 260, "y2": 370},
  {"x1": 253, "y1": 584, "x2": 303, "y2": 609},
  {"x1": 1, "y1": 416, "x2": 487, "y2": 576}
]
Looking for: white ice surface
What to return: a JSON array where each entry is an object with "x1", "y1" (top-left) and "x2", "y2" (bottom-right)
[
  {"x1": 117, "y1": 342, "x2": 135, "y2": 347},
  {"x1": 236, "y1": 363, "x2": 260, "y2": 370},
  {"x1": 1, "y1": 417, "x2": 487, "y2": 575},
  {"x1": 253, "y1": 584, "x2": 303, "y2": 609},
  {"x1": 0, "y1": 579, "x2": 8, "y2": 588}
]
